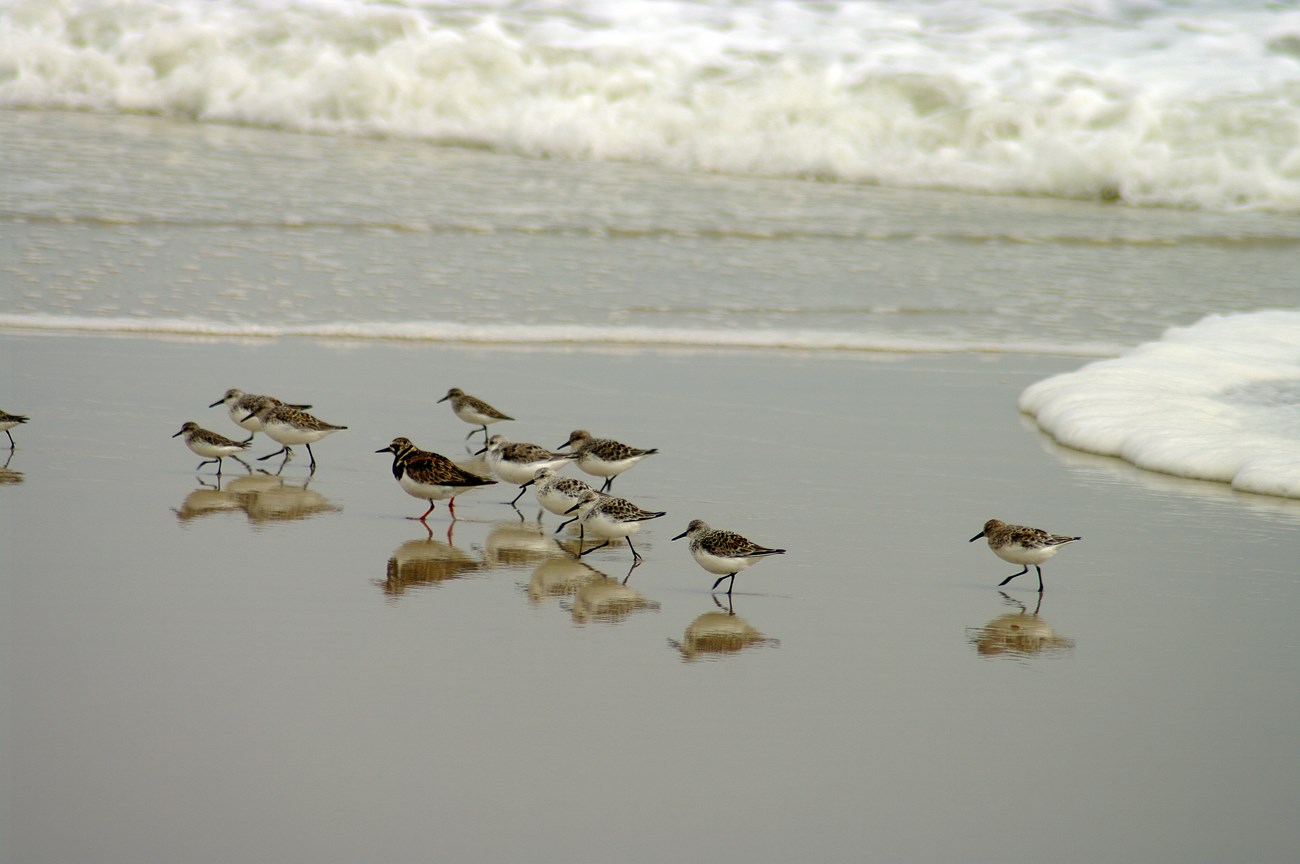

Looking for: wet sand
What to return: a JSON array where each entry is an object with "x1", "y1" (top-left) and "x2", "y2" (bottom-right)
[{"x1": 1, "y1": 332, "x2": 1298, "y2": 863}]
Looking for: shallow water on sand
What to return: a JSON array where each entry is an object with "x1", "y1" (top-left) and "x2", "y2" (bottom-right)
[{"x1": 2, "y1": 334, "x2": 1297, "y2": 863}]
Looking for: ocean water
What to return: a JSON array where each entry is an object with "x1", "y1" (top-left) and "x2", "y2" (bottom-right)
[
  {"x1": 2, "y1": 106, "x2": 1298, "y2": 349},
  {"x1": 4, "y1": 0, "x2": 1300, "y2": 210}
]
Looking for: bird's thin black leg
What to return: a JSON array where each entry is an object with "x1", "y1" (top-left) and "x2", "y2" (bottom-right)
[
  {"x1": 997, "y1": 566, "x2": 1029, "y2": 587},
  {"x1": 568, "y1": 522, "x2": 585, "y2": 556}
]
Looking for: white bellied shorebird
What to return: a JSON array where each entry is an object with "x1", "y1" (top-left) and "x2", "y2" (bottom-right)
[
  {"x1": 969, "y1": 518, "x2": 1081, "y2": 593},
  {"x1": 672, "y1": 519, "x2": 786, "y2": 595},
  {"x1": 173, "y1": 421, "x2": 251, "y2": 475},
  {"x1": 438, "y1": 388, "x2": 513, "y2": 443},
  {"x1": 557, "y1": 429, "x2": 657, "y2": 492},
  {"x1": 481, "y1": 435, "x2": 578, "y2": 505},
  {"x1": 242, "y1": 399, "x2": 346, "y2": 473},
  {"x1": 563, "y1": 488, "x2": 666, "y2": 568}
]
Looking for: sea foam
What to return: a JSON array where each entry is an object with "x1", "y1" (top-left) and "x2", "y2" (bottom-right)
[
  {"x1": 1020, "y1": 311, "x2": 1300, "y2": 499},
  {"x1": 3, "y1": 0, "x2": 1299, "y2": 211}
]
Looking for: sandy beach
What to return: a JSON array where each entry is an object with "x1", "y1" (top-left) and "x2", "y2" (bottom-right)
[
  {"x1": 2, "y1": 331, "x2": 1297, "y2": 863},
  {"x1": 5, "y1": 16, "x2": 1300, "y2": 851}
]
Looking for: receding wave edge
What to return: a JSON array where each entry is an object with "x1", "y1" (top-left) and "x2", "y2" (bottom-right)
[{"x1": 0, "y1": 314, "x2": 1120, "y2": 357}]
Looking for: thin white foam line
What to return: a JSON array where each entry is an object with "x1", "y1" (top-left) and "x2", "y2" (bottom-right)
[{"x1": 0, "y1": 314, "x2": 1123, "y2": 358}]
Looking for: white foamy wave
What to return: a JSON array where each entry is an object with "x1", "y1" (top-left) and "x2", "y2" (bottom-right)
[
  {"x1": 3, "y1": 0, "x2": 1299, "y2": 211},
  {"x1": 1020, "y1": 310, "x2": 1300, "y2": 499},
  {"x1": 0, "y1": 313, "x2": 1122, "y2": 356}
]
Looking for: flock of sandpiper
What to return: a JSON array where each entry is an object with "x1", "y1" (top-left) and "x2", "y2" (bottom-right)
[
  {"x1": 177, "y1": 386, "x2": 787, "y2": 594},
  {"x1": 2, "y1": 391, "x2": 1081, "y2": 593}
]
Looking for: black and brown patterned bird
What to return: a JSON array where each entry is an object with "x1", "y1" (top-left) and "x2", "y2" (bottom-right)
[{"x1": 377, "y1": 436, "x2": 497, "y2": 521}]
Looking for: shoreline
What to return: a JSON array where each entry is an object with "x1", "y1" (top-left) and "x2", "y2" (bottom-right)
[{"x1": 0, "y1": 317, "x2": 1126, "y2": 358}]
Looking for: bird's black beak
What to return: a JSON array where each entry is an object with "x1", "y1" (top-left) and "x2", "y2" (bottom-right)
[
  {"x1": 474, "y1": 445, "x2": 487, "y2": 455},
  {"x1": 564, "y1": 502, "x2": 581, "y2": 514},
  {"x1": 375, "y1": 446, "x2": 393, "y2": 454},
  {"x1": 171, "y1": 429, "x2": 184, "y2": 438},
  {"x1": 969, "y1": 531, "x2": 985, "y2": 542},
  {"x1": 240, "y1": 411, "x2": 256, "y2": 423},
  {"x1": 436, "y1": 394, "x2": 450, "y2": 404},
  {"x1": 556, "y1": 440, "x2": 570, "y2": 450},
  {"x1": 671, "y1": 530, "x2": 688, "y2": 541},
  {"x1": 519, "y1": 480, "x2": 534, "y2": 490},
  {"x1": 208, "y1": 398, "x2": 224, "y2": 408}
]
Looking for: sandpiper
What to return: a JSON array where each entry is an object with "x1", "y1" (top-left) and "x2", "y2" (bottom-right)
[
  {"x1": 969, "y1": 518, "x2": 1081, "y2": 593},
  {"x1": 208, "y1": 389, "x2": 311, "y2": 441},
  {"x1": 481, "y1": 435, "x2": 578, "y2": 504},
  {"x1": 377, "y1": 436, "x2": 497, "y2": 521},
  {"x1": 563, "y1": 488, "x2": 666, "y2": 567},
  {"x1": 242, "y1": 398, "x2": 346, "y2": 472},
  {"x1": 557, "y1": 429, "x2": 658, "y2": 492},
  {"x1": 0, "y1": 409, "x2": 28, "y2": 449},
  {"x1": 519, "y1": 466, "x2": 603, "y2": 531},
  {"x1": 437, "y1": 388, "x2": 513, "y2": 442},
  {"x1": 671, "y1": 519, "x2": 786, "y2": 595},
  {"x1": 172, "y1": 421, "x2": 251, "y2": 475}
]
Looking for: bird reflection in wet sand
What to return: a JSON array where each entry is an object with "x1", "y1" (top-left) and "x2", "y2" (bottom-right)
[
  {"x1": 669, "y1": 595, "x2": 779, "y2": 662},
  {"x1": 968, "y1": 592, "x2": 1075, "y2": 659},
  {"x1": 484, "y1": 519, "x2": 567, "y2": 569},
  {"x1": 239, "y1": 476, "x2": 339, "y2": 523},
  {"x1": 383, "y1": 529, "x2": 484, "y2": 596},
  {"x1": 173, "y1": 477, "x2": 244, "y2": 522},
  {"x1": 565, "y1": 572, "x2": 660, "y2": 624},
  {"x1": 173, "y1": 474, "x2": 339, "y2": 524},
  {"x1": 0, "y1": 450, "x2": 23, "y2": 485},
  {"x1": 527, "y1": 557, "x2": 604, "y2": 605}
]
